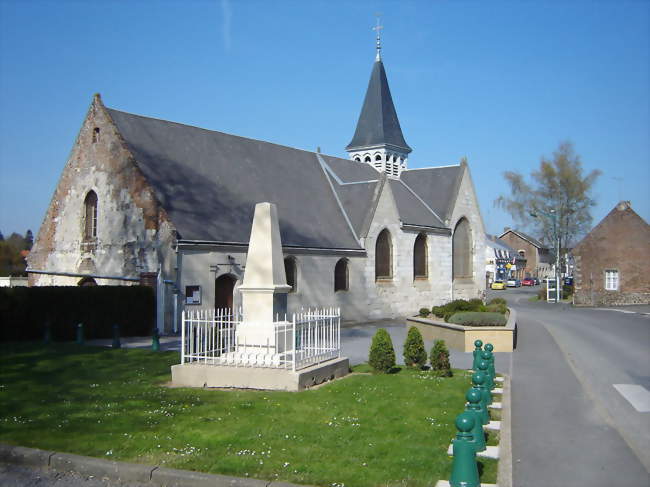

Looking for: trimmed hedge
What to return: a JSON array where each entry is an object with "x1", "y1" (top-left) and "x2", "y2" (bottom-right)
[
  {"x1": 0, "y1": 286, "x2": 155, "y2": 342},
  {"x1": 431, "y1": 299, "x2": 486, "y2": 322},
  {"x1": 448, "y1": 311, "x2": 507, "y2": 327}
]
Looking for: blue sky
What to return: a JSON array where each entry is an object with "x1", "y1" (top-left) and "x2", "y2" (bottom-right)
[{"x1": 1, "y1": 0, "x2": 648, "y2": 240}]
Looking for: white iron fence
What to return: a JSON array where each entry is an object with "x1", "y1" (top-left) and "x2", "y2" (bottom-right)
[{"x1": 181, "y1": 308, "x2": 340, "y2": 371}]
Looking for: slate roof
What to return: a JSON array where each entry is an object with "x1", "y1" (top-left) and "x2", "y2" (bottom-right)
[
  {"x1": 346, "y1": 59, "x2": 411, "y2": 153},
  {"x1": 108, "y1": 108, "x2": 363, "y2": 250},
  {"x1": 498, "y1": 228, "x2": 547, "y2": 249},
  {"x1": 107, "y1": 107, "x2": 461, "y2": 250},
  {"x1": 400, "y1": 165, "x2": 463, "y2": 222}
]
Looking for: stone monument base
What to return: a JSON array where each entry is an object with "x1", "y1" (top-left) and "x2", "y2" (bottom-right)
[{"x1": 171, "y1": 357, "x2": 350, "y2": 391}]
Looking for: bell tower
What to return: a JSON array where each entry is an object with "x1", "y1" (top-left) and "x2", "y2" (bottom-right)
[{"x1": 346, "y1": 20, "x2": 411, "y2": 177}]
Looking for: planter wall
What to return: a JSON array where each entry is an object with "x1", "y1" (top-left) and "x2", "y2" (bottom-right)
[{"x1": 406, "y1": 308, "x2": 516, "y2": 352}]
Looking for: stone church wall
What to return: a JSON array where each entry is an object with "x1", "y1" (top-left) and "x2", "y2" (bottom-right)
[{"x1": 449, "y1": 165, "x2": 487, "y2": 300}]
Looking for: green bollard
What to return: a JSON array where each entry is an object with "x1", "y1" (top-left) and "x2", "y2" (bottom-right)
[
  {"x1": 471, "y1": 372, "x2": 491, "y2": 424},
  {"x1": 449, "y1": 412, "x2": 480, "y2": 487},
  {"x1": 43, "y1": 321, "x2": 52, "y2": 345},
  {"x1": 76, "y1": 323, "x2": 84, "y2": 345},
  {"x1": 478, "y1": 358, "x2": 494, "y2": 392},
  {"x1": 465, "y1": 388, "x2": 486, "y2": 452},
  {"x1": 152, "y1": 327, "x2": 160, "y2": 352},
  {"x1": 112, "y1": 324, "x2": 121, "y2": 349},
  {"x1": 482, "y1": 350, "x2": 496, "y2": 389},
  {"x1": 484, "y1": 343, "x2": 497, "y2": 384},
  {"x1": 471, "y1": 339, "x2": 483, "y2": 371}
]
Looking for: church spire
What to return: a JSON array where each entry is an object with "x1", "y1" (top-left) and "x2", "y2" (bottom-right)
[{"x1": 346, "y1": 23, "x2": 411, "y2": 177}]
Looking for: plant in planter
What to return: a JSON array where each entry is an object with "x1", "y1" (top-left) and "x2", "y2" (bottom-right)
[
  {"x1": 448, "y1": 312, "x2": 507, "y2": 327},
  {"x1": 419, "y1": 307, "x2": 431, "y2": 317},
  {"x1": 403, "y1": 326, "x2": 427, "y2": 368}
]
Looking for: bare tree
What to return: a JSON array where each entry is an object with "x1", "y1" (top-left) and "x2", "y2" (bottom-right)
[{"x1": 495, "y1": 141, "x2": 601, "y2": 253}]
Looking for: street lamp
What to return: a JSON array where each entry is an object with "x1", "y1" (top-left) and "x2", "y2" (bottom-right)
[{"x1": 530, "y1": 210, "x2": 561, "y2": 304}]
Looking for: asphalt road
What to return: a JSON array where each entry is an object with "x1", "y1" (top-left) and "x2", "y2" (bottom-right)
[{"x1": 499, "y1": 286, "x2": 650, "y2": 486}]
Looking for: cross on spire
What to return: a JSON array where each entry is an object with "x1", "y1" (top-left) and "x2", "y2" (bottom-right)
[{"x1": 373, "y1": 16, "x2": 383, "y2": 61}]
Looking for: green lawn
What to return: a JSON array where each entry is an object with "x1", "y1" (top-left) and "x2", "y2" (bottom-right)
[{"x1": 0, "y1": 343, "x2": 497, "y2": 487}]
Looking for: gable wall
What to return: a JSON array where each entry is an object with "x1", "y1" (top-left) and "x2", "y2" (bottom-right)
[
  {"x1": 449, "y1": 166, "x2": 487, "y2": 299},
  {"x1": 498, "y1": 233, "x2": 539, "y2": 277},
  {"x1": 573, "y1": 206, "x2": 650, "y2": 306},
  {"x1": 28, "y1": 97, "x2": 176, "y2": 291}
]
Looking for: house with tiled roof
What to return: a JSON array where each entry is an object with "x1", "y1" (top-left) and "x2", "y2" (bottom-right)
[
  {"x1": 498, "y1": 228, "x2": 553, "y2": 279},
  {"x1": 28, "y1": 44, "x2": 487, "y2": 331}
]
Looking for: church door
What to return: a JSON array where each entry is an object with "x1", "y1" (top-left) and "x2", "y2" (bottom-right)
[{"x1": 215, "y1": 274, "x2": 236, "y2": 311}]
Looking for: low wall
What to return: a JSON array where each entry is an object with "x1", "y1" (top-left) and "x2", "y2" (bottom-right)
[{"x1": 406, "y1": 308, "x2": 516, "y2": 353}]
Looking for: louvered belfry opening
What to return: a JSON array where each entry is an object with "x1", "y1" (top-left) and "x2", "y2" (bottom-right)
[
  {"x1": 452, "y1": 218, "x2": 473, "y2": 279},
  {"x1": 413, "y1": 233, "x2": 428, "y2": 278},
  {"x1": 84, "y1": 190, "x2": 98, "y2": 240},
  {"x1": 334, "y1": 258, "x2": 349, "y2": 291},
  {"x1": 375, "y1": 229, "x2": 392, "y2": 280}
]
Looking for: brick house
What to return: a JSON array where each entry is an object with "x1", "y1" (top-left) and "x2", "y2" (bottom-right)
[
  {"x1": 497, "y1": 229, "x2": 553, "y2": 279},
  {"x1": 572, "y1": 201, "x2": 650, "y2": 306}
]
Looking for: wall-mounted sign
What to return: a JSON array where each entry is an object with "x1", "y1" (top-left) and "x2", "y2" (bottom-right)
[{"x1": 185, "y1": 285, "x2": 201, "y2": 305}]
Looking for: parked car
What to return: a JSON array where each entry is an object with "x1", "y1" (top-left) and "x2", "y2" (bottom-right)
[
  {"x1": 521, "y1": 277, "x2": 535, "y2": 286},
  {"x1": 507, "y1": 278, "x2": 521, "y2": 287},
  {"x1": 533, "y1": 277, "x2": 540, "y2": 285},
  {"x1": 491, "y1": 280, "x2": 506, "y2": 290}
]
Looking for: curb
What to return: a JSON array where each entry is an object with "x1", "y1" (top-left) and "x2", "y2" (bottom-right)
[
  {"x1": 0, "y1": 444, "x2": 311, "y2": 487},
  {"x1": 496, "y1": 373, "x2": 513, "y2": 487}
]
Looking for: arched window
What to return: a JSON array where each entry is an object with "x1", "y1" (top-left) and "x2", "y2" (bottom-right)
[
  {"x1": 452, "y1": 218, "x2": 473, "y2": 279},
  {"x1": 92, "y1": 127, "x2": 100, "y2": 143},
  {"x1": 334, "y1": 258, "x2": 349, "y2": 291},
  {"x1": 78, "y1": 276, "x2": 97, "y2": 286},
  {"x1": 375, "y1": 154, "x2": 382, "y2": 161},
  {"x1": 284, "y1": 256, "x2": 297, "y2": 293},
  {"x1": 413, "y1": 233, "x2": 428, "y2": 279},
  {"x1": 375, "y1": 229, "x2": 392, "y2": 280},
  {"x1": 354, "y1": 157, "x2": 361, "y2": 162},
  {"x1": 364, "y1": 156, "x2": 371, "y2": 163},
  {"x1": 84, "y1": 191, "x2": 98, "y2": 240}
]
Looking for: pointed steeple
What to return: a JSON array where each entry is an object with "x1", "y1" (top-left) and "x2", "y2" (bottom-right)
[{"x1": 346, "y1": 59, "x2": 411, "y2": 155}]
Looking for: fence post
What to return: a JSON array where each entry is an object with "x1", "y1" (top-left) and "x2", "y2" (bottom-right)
[
  {"x1": 181, "y1": 310, "x2": 186, "y2": 364},
  {"x1": 152, "y1": 327, "x2": 160, "y2": 351},
  {"x1": 292, "y1": 314, "x2": 296, "y2": 371}
]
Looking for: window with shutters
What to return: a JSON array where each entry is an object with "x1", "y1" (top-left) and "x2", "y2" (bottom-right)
[
  {"x1": 452, "y1": 218, "x2": 472, "y2": 279},
  {"x1": 413, "y1": 233, "x2": 428, "y2": 279},
  {"x1": 84, "y1": 191, "x2": 98, "y2": 240},
  {"x1": 334, "y1": 258, "x2": 349, "y2": 291},
  {"x1": 375, "y1": 229, "x2": 392, "y2": 280},
  {"x1": 284, "y1": 257, "x2": 297, "y2": 293}
]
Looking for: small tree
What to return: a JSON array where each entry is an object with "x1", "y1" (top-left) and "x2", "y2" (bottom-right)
[
  {"x1": 403, "y1": 326, "x2": 427, "y2": 367},
  {"x1": 430, "y1": 339, "x2": 452, "y2": 377},
  {"x1": 368, "y1": 328, "x2": 396, "y2": 373}
]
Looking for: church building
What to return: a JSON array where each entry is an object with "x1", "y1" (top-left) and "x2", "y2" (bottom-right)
[{"x1": 28, "y1": 42, "x2": 487, "y2": 331}]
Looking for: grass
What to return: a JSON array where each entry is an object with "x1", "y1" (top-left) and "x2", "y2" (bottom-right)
[{"x1": 0, "y1": 343, "x2": 497, "y2": 487}]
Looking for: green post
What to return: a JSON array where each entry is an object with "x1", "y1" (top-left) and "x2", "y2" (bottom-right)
[
  {"x1": 152, "y1": 327, "x2": 160, "y2": 352},
  {"x1": 449, "y1": 412, "x2": 480, "y2": 487},
  {"x1": 465, "y1": 388, "x2": 487, "y2": 452},
  {"x1": 112, "y1": 324, "x2": 121, "y2": 349},
  {"x1": 43, "y1": 321, "x2": 52, "y2": 345},
  {"x1": 478, "y1": 358, "x2": 494, "y2": 392},
  {"x1": 471, "y1": 372, "x2": 491, "y2": 424},
  {"x1": 471, "y1": 339, "x2": 483, "y2": 371},
  {"x1": 482, "y1": 349, "x2": 496, "y2": 389},
  {"x1": 76, "y1": 323, "x2": 84, "y2": 345}
]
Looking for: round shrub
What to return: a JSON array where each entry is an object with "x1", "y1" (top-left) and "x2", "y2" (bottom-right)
[
  {"x1": 486, "y1": 303, "x2": 507, "y2": 315},
  {"x1": 368, "y1": 328, "x2": 396, "y2": 373},
  {"x1": 430, "y1": 339, "x2": 452, "y2": 377},
  {"x1": 431, "y1": 306, "x2": 446, "y2": 319},
  {"x1": 488, "y1": 297, "x2": 507, "y2": 306},
  {"x1": 403, "y1": 326, "x2": 427, "y2": 367},
  {"x1": 419, "y1": 307, "x2": 431, "y2": 317},
  {"x1": 468, "y1": 298, "x2": 485, "y2": 312}
]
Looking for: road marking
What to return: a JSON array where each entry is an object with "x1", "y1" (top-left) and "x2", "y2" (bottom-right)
[{"x1": 613, "y1": 384, "x2": 650, "y2": 412}]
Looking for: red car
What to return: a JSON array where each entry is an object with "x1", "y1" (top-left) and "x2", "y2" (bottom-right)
[{"x1": 522, "y1": 277, "x2": 535, "y2": 286}]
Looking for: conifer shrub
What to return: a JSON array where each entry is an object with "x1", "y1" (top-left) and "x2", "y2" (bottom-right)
[
  {"x1": 403, "y1": 326, "x2": 427, "y2": 368},
  {"x1": 419, "y1": 307, "x2": 431, "y2": 317},
  {"x1": 430, "y1": 339, "x2": 452, "y2": 377},
  {"x1": 368, "y1": 328, "x2": 396, "y2": 373}
]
